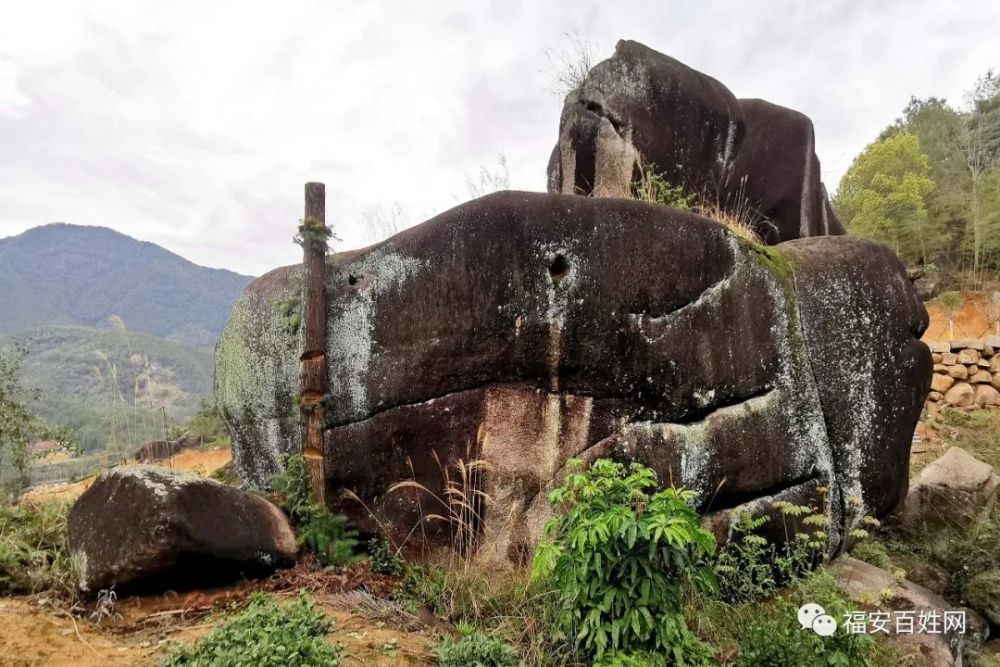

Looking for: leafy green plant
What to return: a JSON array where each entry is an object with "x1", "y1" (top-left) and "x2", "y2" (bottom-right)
[
  {"x1": 368, "y1": 537, "x2": 404, "y2": 576},
  {"x1": 733, "y1": 572, "x2": 881, "y2": 667},
  {"x1": 715, "y1": 491, "x2": 841, "y2": 604},
  {"x1": 0, "y1": 500, "x2": 77, "y2": 598},
  {"x1": 433, "y1": 630, "x2": 521, "y2": 667},
  {"x1": 850, "y1": 539, "x2": 892, "y2": 570},
  {"x1": 531, "y1": 458, "x2": 716, "y2": 664},
  {"x1": 294, "y1": 216, "x2": 335, "y2": 251},
  {"x1": 162, "y1": 592, "x2": 342, "y2": 667},
  {"x1": 272, "y1": 454, "x2": 360, "y2": 567},
  {"x1": 632, "y1": 163, "x2": 695, "y2": 211}
]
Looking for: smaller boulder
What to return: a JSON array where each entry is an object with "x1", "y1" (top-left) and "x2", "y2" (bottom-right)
[
  {"x1": 958, "y1": 349, "x2": 981, "y2": 365},
  {"x1": 976, "y1": 384, "x2": 1000, "y2": 406},
  {"x1": 948, "y1": 365, "x2": 969, "y2": 380},
  {"x1": 932, "y1": 373, "x2": 955, "y2": 394},
  {"x1": 929, "y1": 341, "x2": 950, "y2": 354},
  {"x1": 944, "y1": 382, "x2": 975, "y2": 407},
  {"x1": 898, "y1": 447, "x2": 999, "y2": 531},
  {"x1": 965, "y1": 570, "x2": 1000, "y2": 627},
  {"x1": 971, "y1": 370, "x2": 993, "y2": 384},
  {"x1": 992, "y1": 356, "x2": 1000, "y2": 373},
  {"x1": 68, "y1": 465, "x2": 297, "y2": 593},
  {"x1": 942, "y1": 352, "x2": 959, "y2": 365},
  {"x1": 833, "y1": 556, "x2": 963, "y2": 666}
]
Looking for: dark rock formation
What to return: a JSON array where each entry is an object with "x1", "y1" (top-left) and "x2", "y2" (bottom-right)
[
  {"x1": 547, "y1": 40, "x2": 844, "y2": 243},
  {"x1": 68, "y1": 465, "x2": 296, "y2": 592},
  {"x1": 908, "y1": 266, "x2": 942, "y2": 301},
  {"x1": 133, "y1": 433, "x2": 198, "y2": 463},
  {"x1": 216, "y1": 191, "x2": 929, "y2": 563}
]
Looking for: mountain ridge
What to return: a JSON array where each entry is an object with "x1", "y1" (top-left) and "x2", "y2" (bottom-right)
[{"x1": 0, "y1": 223, "x2": 254, "y2": 347}]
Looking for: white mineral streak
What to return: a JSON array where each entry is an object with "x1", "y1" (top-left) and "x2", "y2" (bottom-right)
[
  {"x1": 537, "y1": 243, "x2": 581, "y2": 393},
  {"x1": 327, "y1": 248, "x2": 427, "y2": 420}
]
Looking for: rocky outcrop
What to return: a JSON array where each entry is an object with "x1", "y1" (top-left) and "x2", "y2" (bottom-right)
[
  {"x1": 546, "y1": 40, "x2": 844, "y2": 243},
  {"x1": 833, "y1": 556, "x2": 968, "y2": 666},
  {"x1": 898, "y1": 447, "x2": 999, "y2": 531},
  {"x1": 68, "y1": 465, "x2": 296, "y2": 592},
  {"x1": 216, "y1": 191, "x2": 930, "y2": 562}
]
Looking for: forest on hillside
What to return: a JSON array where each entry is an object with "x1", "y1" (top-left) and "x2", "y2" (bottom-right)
[{"x1": 835, "y1": 69, "x2": 1000, "y2": 285}]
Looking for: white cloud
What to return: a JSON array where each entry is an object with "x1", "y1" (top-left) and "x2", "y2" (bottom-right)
[{"x1": 0, "y1": 0, "x2": 997, "y2": 275}]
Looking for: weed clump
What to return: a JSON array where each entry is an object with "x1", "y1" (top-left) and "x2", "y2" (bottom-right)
[
  {"x1": 0, "y1": 500, "x2": 77, "y2": 598},
  {"x1": 162, "y1": 592, "x2": 342, "y2": 667},
  {"x1": 433, "y1": 630, "x2": 521, "y2": 667},
  {"x1": 368, "y1": 537, "x2": 404, "y2": 576},
  {"x1": 271, "y1": 454, "x2": 359, "y2": 567}
]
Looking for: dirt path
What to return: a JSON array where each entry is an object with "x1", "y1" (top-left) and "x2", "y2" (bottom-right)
[
  {"x1": 0, "y1": 592, "x2": 434, "y2": 667},
  {"x1": 19, "y1": 448, "x2": 233, "y2": 506}
]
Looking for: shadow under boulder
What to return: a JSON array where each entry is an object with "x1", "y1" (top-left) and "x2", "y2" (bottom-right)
[{"x1": 68, "y1": 465, "x2": 297, "y2": 594}]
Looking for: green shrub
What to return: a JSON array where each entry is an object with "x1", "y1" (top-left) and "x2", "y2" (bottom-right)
[
  {"x1": 715, "y1": 507, "x2": 826, "y2": 604},
  {"x1": 163, "y1": 592, "x2": 341, "y2": 666},
  {"x1": 0, "y1": 500, "x2": 76, "y2": 597},
  {"x1": 433, "y1": 630, "x2": 521, "y2": 667},
  {"x1": 632, "y1": 165, "x2": 694, "y2": 211},
  {"x1": 531, "y1": 458, "x2": 716, "y2": 664},
  {"x1": 733, "y1": 572, "x2": 880, "y2": 667},
  {"x1": 368, "y1": 538, "x2": 404, "y2": 576},
  {"x1": 272, "y1": 455, "x2": 360, "y2": 567},
  {"x1": 850, "y1": 538, "x2": 892, "y2": 569}
]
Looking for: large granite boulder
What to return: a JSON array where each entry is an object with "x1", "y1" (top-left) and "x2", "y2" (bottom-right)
[
  {"x1": 68, "y1": 465, "x2": 296, "y2": 592},
  {"x1": 546, "y1": 40, "x2": 844, "y2": 243},
  {"x1": 216, "y1": 191, "x2": 929, "y2": 563}
]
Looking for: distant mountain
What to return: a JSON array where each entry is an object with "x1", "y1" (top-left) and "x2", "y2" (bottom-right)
[
  {"x1": 0, "y1": 224, "x2": 253, "y2": 347},
  {"x1": 8, "y1": 325, "x2": 214, "y2": 452}
]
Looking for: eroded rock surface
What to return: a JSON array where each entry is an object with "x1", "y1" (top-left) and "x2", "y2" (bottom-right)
[
  {"x1": 68, "y1": 465, "x2": 296, "y2": 592},
  {"x1": 546, "y1": 40, "x2": 844, "y2": 243},
  {"x1": 216, "y1": 191, "x2": 929, "y2": 562}
]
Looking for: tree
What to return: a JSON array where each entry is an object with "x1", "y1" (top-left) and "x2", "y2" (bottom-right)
[
  {"x1": 0, "y1": 346, "x2": 72, "y2": 487},
  {"x1": 962, "y1": 70, "x2": 1000, "y2": 282},
  {"x1": 881, "y1": 97, "x2": 971, "y2": 269},
  {"x1": 835, "y1": 133, "x2": 937, "y2": 264}
]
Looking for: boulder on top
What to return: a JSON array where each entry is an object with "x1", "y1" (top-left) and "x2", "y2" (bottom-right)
[
  {"x1": 546, "y1": 40, "x2": 844, "y2": 243},
  {"x1": 68, "y1": 465, "x2": 296, "y2": 593},
  {"x1": 898, "y1": 447, "x2": 999, "y2": 531}
]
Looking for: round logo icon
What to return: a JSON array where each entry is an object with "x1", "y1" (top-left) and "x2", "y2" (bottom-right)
[{"x1": 798, "y1": 602, "x2": 826, "y2": 630}]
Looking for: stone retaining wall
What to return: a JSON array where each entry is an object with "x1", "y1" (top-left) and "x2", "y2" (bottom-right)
[{"x1": 927, "y1": 336, "x2": 1000, "y2": 408}]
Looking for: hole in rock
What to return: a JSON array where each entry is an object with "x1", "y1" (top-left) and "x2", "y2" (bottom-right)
[
  {"x1": 548, "y1": 254, "x2": 570, "y2": 281},
  {"x1": 347, "y1": 274, "x2": 359, "y2": 285}
]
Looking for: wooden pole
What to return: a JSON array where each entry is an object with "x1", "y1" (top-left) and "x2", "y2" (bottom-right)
[{"x1": 300, "y1": 181, "x2": 328, "y2": 506}]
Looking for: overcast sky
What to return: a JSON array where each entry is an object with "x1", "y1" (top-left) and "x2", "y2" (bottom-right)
[{"x1": 1, "y1": 1, "x2": 998, "y2": 275}]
